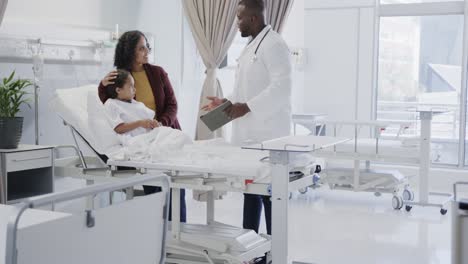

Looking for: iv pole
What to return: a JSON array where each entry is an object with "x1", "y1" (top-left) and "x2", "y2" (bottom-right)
[{"x1": 31, "y1": 43, "x2": 44, "y2": 145}]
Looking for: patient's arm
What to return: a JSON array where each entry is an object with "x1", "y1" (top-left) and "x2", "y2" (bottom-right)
[{"x1": 114, "y1": 119, "x2": 159, "y2": 134}]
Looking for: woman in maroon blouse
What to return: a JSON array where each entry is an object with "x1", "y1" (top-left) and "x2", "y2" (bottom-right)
[
  {"x1": 99, "y1": 30, "x2": 185, "y2": 222},
  {"x1": 99, "y1": 30, "x2": 180, "y2": 129}
]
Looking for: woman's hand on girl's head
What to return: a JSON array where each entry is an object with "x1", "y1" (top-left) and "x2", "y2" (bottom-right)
[{"x1": 101, "y1": 70, "x2": 119, "y2": 86}]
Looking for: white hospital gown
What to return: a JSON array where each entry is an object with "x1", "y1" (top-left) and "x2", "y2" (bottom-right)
[{"x1": 103, "y1": 98, "x2": 155, "y2": 144}]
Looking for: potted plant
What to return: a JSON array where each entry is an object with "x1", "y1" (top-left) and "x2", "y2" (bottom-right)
[{"x1": 0, "y1": 71, "x2": 32, "y2": 149}]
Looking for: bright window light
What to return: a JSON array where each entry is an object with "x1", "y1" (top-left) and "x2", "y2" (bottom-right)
[{"x1": 377, "y1": 15, "x2": 464, "y2": 165}]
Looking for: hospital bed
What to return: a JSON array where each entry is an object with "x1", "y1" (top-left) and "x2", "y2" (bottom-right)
[
  {"x1": 107, "y1": 136, "x2": 347, "y2": 264},
  {"x1": 293, "y1": 118, "x2": 416, "y2": 208},
  {"x1": 49, "y1": 85, "x2": 341, "y2": 263},
  {"x1": 2, "y1": 174, "x2": 170, "y2": 264},
  {"x1": 319, "y1": 120, "x2": 419, "y2": 209},
  {"x1": 294, "y1": 115, "x2": 451, "y2": 214}
]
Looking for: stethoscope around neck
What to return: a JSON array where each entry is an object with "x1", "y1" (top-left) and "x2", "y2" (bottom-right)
[{"x1": 251, "y1": 28, "x2": 271, "y2": 63}]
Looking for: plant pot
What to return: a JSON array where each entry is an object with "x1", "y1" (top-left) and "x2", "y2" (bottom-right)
[{"x1": 0, "y1": 117, "x2": 23, "y2": 149}]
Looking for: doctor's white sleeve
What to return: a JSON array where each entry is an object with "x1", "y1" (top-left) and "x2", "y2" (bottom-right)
[{"x1": 246, "y1": 41, "x2": 292, "y2": 117}]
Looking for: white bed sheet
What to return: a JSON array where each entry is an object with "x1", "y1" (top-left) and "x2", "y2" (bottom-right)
[{"x1": 109, "y1": 139, "x2": 315, "y2": 183}]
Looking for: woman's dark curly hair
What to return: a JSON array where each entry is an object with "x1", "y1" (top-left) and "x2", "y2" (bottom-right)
[
  {"x1": 105, "y1": 69, "x2": 131, "y2": 99},
  {"x1": 114, "y1": 30, "x2": 152, "y2": 71}
]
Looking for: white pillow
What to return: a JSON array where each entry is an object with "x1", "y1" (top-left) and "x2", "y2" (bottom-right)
[
  {"x1": 86, "y1": 90, "x2": 121, "y2": 154},
  {"x1": 49, "y1": 85, "x2": 95, "y2": 143}
]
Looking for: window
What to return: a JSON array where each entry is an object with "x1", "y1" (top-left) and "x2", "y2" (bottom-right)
[{"x1": 377, "y1": 15, "x2": 464, "y2": 165}]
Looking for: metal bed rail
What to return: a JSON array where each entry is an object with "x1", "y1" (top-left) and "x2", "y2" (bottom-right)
[{"x1": 5, "y1": 174, "x2": 170, "y2": 264}]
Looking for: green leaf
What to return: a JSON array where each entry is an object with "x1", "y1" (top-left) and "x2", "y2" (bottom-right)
[
  {"x1": 4, "y1": 71, "x2": 15, "y2": 85},
  {"x1": 0, "y1": 71, "x2": 32, "y2": 117}
]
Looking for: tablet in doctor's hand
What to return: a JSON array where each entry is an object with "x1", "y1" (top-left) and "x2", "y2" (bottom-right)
[{"x1": 200, "y1": 101, "x2": 233, "y2": 132}]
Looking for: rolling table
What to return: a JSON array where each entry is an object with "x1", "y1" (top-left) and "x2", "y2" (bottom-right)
[{"x1": 243, "y1": 135, "x2": 349, "y2": 263}]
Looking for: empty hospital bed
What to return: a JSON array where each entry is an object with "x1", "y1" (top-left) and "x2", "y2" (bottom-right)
[
  {"x1": 293, "y1": 118, "x2": 418, "y2": 210},
  {"x1": 1, "y1": 174, "x2": 169, "y2": 264},
  {"x1": 294, "y1": 115, "x2": 451, "y2": 214}
]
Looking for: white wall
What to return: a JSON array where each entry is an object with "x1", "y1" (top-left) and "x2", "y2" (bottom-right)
[
  {"x1": 303, "y1": 0, "x2": 376, "y2": 137},
  {"x1": 136, "y1": 0, "x2": 183, "y2": 97},
  {"x1": 282, "y1": 0, "x2": 305, "y2": 113},
  {"x1": 3, "y1": 0, "x2": 138, "y2": 29},
  {"x1": 2, "y1": 0, "x2": 183, "y2": 86}
]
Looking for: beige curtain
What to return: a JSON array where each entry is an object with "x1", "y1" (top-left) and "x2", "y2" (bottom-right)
[
  {"x1": 0, "y1": 0, "x2": 8, "y2": 26},
  {"x1": 182, "y1": 0, "x2": 240, "y2": 140},
  {"x1": 265, "y1": 0, "x2": 294, "y2": 33}
]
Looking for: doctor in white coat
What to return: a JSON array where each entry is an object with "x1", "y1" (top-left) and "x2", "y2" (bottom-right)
[{"x1": 202, "y1": 0, "x2": 292, "y2": 245}]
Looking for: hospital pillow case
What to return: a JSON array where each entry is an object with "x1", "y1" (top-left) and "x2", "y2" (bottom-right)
[
  {"x1": 87, "y1": 90, "x2": 122, "y2": 154},
  {"x1": 49, "y1": 84, "x2": 121, "y2": 155}
]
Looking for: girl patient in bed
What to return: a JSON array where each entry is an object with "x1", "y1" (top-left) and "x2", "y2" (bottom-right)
[
  {"x1": 103, "y1": 69, "x2": 192, "y2": 151},
  {"x1": 103, "y1": 69, "x2": 161, "y2": 143},
  {"x1": 103, "y1": 69, "x2": 189, "y2": 223}
]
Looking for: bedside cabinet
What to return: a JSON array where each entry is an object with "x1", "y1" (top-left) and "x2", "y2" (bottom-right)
[{"x1": 0, "y1": 145, "x2": 54, "y2": 204}]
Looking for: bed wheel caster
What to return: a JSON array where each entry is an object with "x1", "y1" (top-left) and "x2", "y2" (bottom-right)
[
  {"x1": 392, "y1": 196, "x2": 403, "y2": 210},
  {"x1": 299, "y1": 187, "x2": 308, "y2": 194},
  {"x1": 402, "y1": 189, "x2": 414, "y2": 201},
  {"x1": 440, "y1": 209, "x2": 448, "y2": 215},
  {"x1": 405, "y1": 205, "x2": 412, "y2": 212}
]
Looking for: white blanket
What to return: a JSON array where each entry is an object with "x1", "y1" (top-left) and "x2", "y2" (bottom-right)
[
  {"x1": 108, "y1": 129, "x2": 271, "y2": 180},
  {"x1": 108, "y1": 126, "x2": 193, "y2": 161},
  {"x1": 109, "y1": 128, "x2": 314, "y2": 182}
]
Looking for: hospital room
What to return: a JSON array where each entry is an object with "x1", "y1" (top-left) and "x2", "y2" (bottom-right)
[{"x1": 1, "y1": 0, "x2": 468, "y2": 263}]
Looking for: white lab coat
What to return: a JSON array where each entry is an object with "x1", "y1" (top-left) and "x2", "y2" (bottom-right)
[{"x1": 228, "y1": 25, "x2": 292, "y2": 145}]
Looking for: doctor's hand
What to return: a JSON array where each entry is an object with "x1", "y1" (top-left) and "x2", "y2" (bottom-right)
[
  {"x1": 201, "y1": 96, "x2": 227, "y2": 111},
  {"x1": 224, "y1": 103, "x2": 250, "y2": 120},
  {"x1": 101, "y1": 70, "x2": 118, "y2": 86}
]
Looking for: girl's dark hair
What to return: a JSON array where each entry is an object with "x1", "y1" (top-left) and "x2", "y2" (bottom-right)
[
  {"x1": 105, "y1": 69, "x2": 131, "y2": 99},
  {"x1": 114, "y1": 30, "x2": 152, "y2": 71}
]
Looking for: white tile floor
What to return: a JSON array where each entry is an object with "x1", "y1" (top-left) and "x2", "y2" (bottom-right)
[
  {"x1": 186, "y1": 188, "x2": 452, "y2": 264},
  {"x1": 54, "y1": 177, "x2": 453, "y2": 264}
]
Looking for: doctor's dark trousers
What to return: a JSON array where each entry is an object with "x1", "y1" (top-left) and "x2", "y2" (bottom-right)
[
  {"x1": 243, "y1": 194, "x2": 272, "y2": 235},
  {"x1": 143, "y1": 186, "x2": 186, "y2": 223}
]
